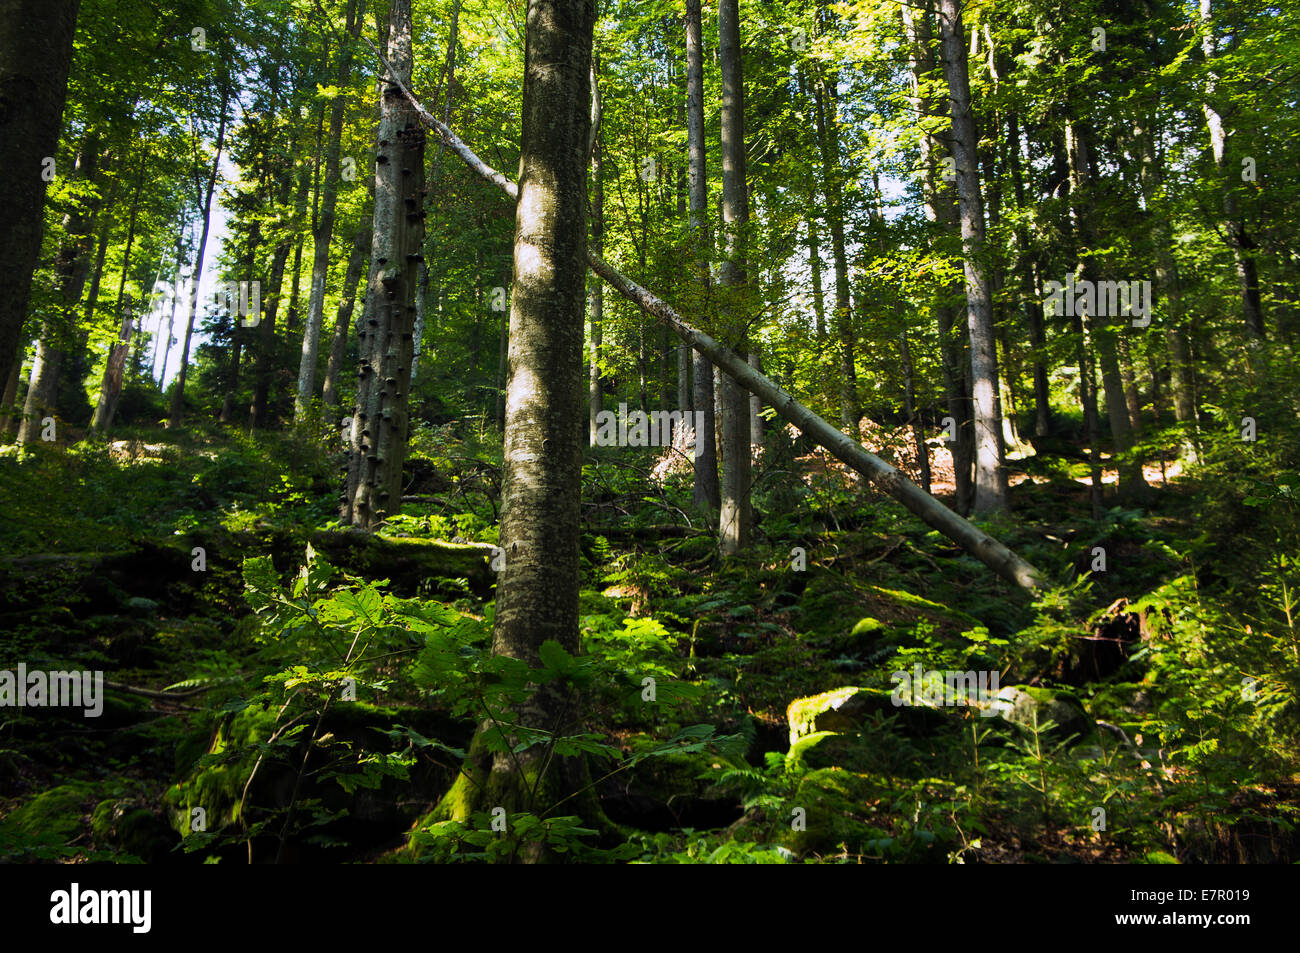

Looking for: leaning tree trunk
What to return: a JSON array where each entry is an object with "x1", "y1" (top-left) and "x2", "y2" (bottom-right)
[
  {"x1": 937, "y1": 0, "x2": 1007, "y2": 515},
  {"x1": 363, "y1": 36, "x2": 1047, "y2": 593},
  {"x1": 0, "y1": 0, "x2": 80, "y2": 395},
  {"x1": 430, "y1": 0, "x2": 600, "y2": 852},
  {"x1": 343, "y1": 0, "x2": 425, "y2": 529}
]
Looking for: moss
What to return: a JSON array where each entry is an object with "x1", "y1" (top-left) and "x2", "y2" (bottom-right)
[
  {"x1": 1, "y1": 782, "x2": 95, "y2": 843},
  {"x1": 866, "y1": 585, "x2": 981, "y2": 628},
  {"x1": 787, "y1": 687, "x2": 859, "y2": 743},
  {"x1": 782, "y1": 768, "x2": 886, "y2": 856},
  {"x1": 163, "y1": 701, "x2": 280, "y2": 835}
]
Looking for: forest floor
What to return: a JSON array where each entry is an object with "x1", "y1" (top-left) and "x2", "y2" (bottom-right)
[{"x1": 0, "y1": 418, "x2": 1297, "y2": 863}]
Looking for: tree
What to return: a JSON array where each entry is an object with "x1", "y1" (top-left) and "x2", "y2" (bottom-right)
[
  {"x1": 431, "y1": 0, "x2": 599, "y2": 849},
  {"x1": 716, "y1": 0, "x2": 751, "y2": 554},
  {"x1": 0, "y1": 0, "x2": 81, "y2": 411},
  {"x1": 343, "y1": 0, "x2": 425, "y2": 529},
  {"x1": 296, "y1": 0, "x2": 367, "y2": 421},
  {"x1": 685, "y1": 0, "x2": 719, "y2": 514},
  {"x1": 936, "y1": 0, "x2": 1007, "y2": 515}
]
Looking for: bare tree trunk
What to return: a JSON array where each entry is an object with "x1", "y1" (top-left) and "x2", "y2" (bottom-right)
[
  {"x1": 322, "y1": 219, "x2": 372, "y2": 417},
  {"x1": 937, "y1": 0, "x2": 1007, "y2": 515},
  {"x1": 685, "y1": 0, "x2": 719, "y2": 513},
  {"x1": 168, "y1": 84, "x2": 230, "y2": 429},
  {"x1": 20, "y1": 135, "x2": 101, "y2": 444},
  {"x1": 901, "y1": 328, "x2": 931, "y2": 494},
  {"x1": 343, "y1": 0, "x2": 425, "y2": 529},
  {"x1": 92, "y1": 161, "x2": 148, "y2": 432},
  {"x1": 717, "y1": 0, "x2": 751, "y2": 554},
  {"x1": 811, "y1": 64, "x2": 859, "y2": 435},
  {"x1": 1066, "y1": 119, "x2": 1146, "y2": 500},
  {"x1": 588, "y1": 134, "x2": 604, "y2": 443},
  {"x1": 1199, "y1": 0, "x2": 1266, "y2": 346},
  {"x1": 903, "y1": 0, "x2": 974, "y2": 511}
]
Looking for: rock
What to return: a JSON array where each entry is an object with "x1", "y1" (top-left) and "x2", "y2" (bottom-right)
[
  {"x1": 782, "y1": 768, "x2": 887, "y2": 856},
  {"x1": 0, "y1": 782, "x2": 95, "y2": 860},
  {"x1": 92, "y1": 798, "x2": 179, "y2": 862},
  {"x1": 787, "y1": 686, "x2": 949, "y2": 747},
  {"x1": 984, "y1": 685, "x2": 1092, "y2": 741}
]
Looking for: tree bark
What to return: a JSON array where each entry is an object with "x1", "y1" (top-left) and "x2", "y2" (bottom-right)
[
  {"x1": 685, "y1": 0, "x2": 719, "y2": 513},
  {"x1": 0, "y1": 0, "x2": 80, "y2": 395},
  {"x1": 717, "y1": 0, "x2": 751, "y2": 554},
  {"x1": 430, "y1": 0, "x2": 599, "y2": 851},
  {"x1": 343, "y1": 0, "x2": 425, "y2": 529},
  {"x1": 937, "y1": 0, "x2": 1007, "y2": 515}
]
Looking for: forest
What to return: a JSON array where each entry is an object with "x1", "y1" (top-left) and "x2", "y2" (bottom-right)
[{"x1": 0, "y1": 0, "x2": 1297, "y2": 869}]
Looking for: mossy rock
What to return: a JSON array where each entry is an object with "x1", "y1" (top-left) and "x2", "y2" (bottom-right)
[
  {"x1": 787, "y1": 687, "x2": 951, "y2": 747},
  {"x1": 92, "y1": 798, "x2": 179, "y2": 862},
  {"x1": 308, "y1": 528, "x2": 494, "y2": 597},
  {"x1": 782, "y1": 768, "x2": 887, "y2": 856},
  {"x1": 164, "y1": 700, "x2": 281, "y2": 835},
  {"x1": 0, "y1": 782, "x2": 96, "y2": 860}
]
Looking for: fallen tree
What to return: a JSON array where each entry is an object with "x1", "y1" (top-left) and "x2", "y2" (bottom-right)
[{"x1": 364, "y1": 40, "x2": 1045, "y2": 592}]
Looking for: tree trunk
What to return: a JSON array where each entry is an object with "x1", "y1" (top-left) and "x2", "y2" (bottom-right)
[
  {"x1": 901, "y1": 328, "x2": 931, "y2": 494},
  {"x1": 19, "y1": 134, "x2": 102, "y2": 445},
  {"x1": 937, "y1": 0, "x2": 1007, "y2": 515},
  {"x1": 717, "y1": 0, "x2": 751, "y2": 555},
  {"x1": 588, "y1": 135, "x2": 604, "y2": 443},
  {"x1": 1199, "y1": 0, "x2": 1266, "y2": 345},
  {"x1": 377, "y1": 35, "x2": 1048, "y2": 591},
  {"x1": 343, "y1": 0, "x2": 425, "y2": 529},
  {"x1": 92, "y1": 164, "x2": 147, "y2": 432},
  {"x1": 812, "y1": 64, "x2": 859, "y2": 435},
  {"x1": 1066, "y1": 119, "x2": 1145, "y2": 500},
  {"x1": 0, "y1": 0, "x2": 80, "y2": 391},
  {"x1": 297, "y1": 0, "x2": 366, "y2": 420},
  {"x1": 903, "y1": 0, "x2": 974, "y2": 511},
  {"x1": 431, "y1": 0, "x2": 599, "y2": 851},
  {"x1": 248, "y1": 240, "x2": 291, "y2": 429},
  {"x1": 322, "y1": 219, "x2": 372, "y2": 417},
  {"x1": 168, "y1": 84, "x2": 230, "y2": 428},
  {"x1": 685, "y1": 0, "x2": 719, "y2": 513}
]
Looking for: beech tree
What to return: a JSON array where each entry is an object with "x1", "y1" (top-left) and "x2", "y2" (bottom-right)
[{"x1": 432, "y1": 0, "x2": 598, "y2": 842}]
